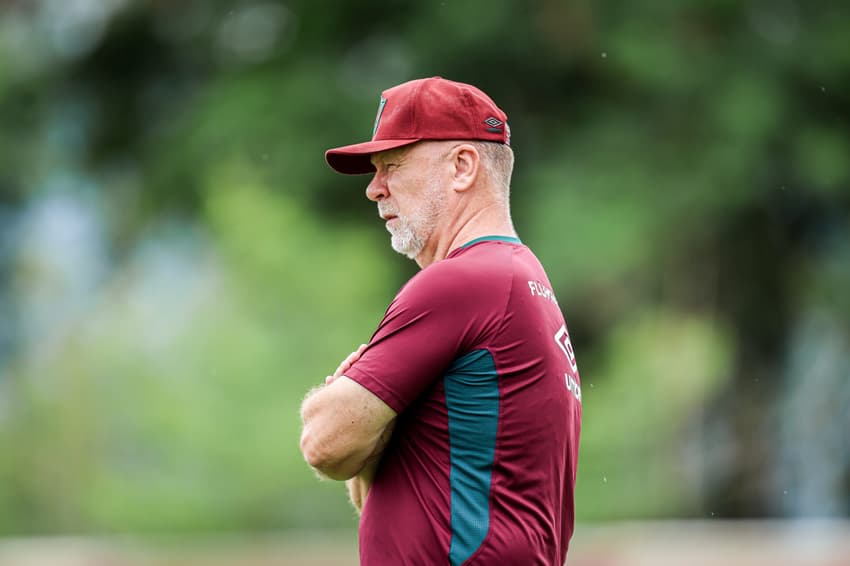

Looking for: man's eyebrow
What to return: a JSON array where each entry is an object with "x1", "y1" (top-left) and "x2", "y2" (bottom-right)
[{"x1": 372, "y1": 149, "x2": 406, "y2": 166}]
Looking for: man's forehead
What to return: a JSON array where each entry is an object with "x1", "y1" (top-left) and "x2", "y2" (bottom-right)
[
  {"x1": 370, "y1": 140, "x2": 457, "y2": 166},
  {"x1": 370, "y1": 146, "x2": 412, "y2": 166}
]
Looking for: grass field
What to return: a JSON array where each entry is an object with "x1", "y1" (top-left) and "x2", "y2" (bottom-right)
[{"x1": 1, "y1": 520, "x2": 848, "y2": 566}]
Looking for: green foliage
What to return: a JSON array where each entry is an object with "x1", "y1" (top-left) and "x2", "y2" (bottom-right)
[
  {"x1": 576, "y1": 310, "x2": 732, "y2": 520},
  {"x1": 0, "y1": 168, "x2": 392, "y2": 532},
  {"x1": 0, "y1": 0, "x2": 848, "y2": 533}
]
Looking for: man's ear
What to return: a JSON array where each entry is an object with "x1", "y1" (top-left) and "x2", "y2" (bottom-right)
[{"x1": 449, "y1": 143, "x2": 480, "y2": 193}]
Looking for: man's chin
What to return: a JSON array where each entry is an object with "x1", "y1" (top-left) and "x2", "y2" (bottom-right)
[{"x1": 390, "y1": 237, "x2": 422, "y2": 260}]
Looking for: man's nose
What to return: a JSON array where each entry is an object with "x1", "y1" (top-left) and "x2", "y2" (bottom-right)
[{"x1": 365, "y1": 172, "x2": 388, "y2": 202}]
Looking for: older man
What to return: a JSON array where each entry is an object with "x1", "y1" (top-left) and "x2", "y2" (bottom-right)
[{"x1": 300, "y1": 77, "x2": 582, "y2": 565}]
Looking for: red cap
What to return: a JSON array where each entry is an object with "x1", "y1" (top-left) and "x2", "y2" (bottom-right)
[{"x1": 325, "y1": 76, "x2": 510, "y2": 175}]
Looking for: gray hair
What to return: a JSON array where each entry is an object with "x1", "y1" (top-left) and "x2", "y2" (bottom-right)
[{"x1": 472, "y1": 141, "x2": 515, "y2": 199}]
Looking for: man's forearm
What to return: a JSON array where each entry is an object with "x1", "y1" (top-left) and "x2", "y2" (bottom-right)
[
  {"x1": 346, "y1": 419, "x2": 396, "y2": 513},
  {"x1": 300, "y1": 379, "x2": 398, "y2": 481},
  {"x1": 346, "y1": 458, "x2": 379, "y2": 513}
]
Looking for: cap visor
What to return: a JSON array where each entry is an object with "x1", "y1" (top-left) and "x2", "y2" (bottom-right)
[{"x1": 325, "y1": 139, "x2": 421, "y2": 175}]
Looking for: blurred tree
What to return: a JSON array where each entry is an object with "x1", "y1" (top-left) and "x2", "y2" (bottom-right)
[{"x1": 0, "y1": 0, "x2": 847, "y2": 533}]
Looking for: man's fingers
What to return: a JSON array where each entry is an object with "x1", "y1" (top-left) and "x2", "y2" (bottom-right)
[
  {"x1": 345, "y1": 344, "x2": 368, "y2": 365},
  {"x1": 331, "y1": 344, "x2": 369, "y2": 380},
  {"x1": 345, "y1": 343, "x2": 369, "y2": 364}
]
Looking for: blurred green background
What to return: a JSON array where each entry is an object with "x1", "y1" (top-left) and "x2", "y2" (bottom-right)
[{"x1": 0, "y1": 0, "x2": 848, "y2": 555}]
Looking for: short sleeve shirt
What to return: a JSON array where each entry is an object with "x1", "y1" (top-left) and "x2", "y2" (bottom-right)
[{"x1": 345, "y1": 237, "x2": 582, "y2": 566}]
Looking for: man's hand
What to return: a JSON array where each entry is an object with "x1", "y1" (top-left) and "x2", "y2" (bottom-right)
[{"x1": 326, "y1": 343, "x2": 367, "y2": 385}]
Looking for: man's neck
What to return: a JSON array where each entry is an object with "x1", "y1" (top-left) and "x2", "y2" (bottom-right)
[{"x1": 415, "y1": 202, "x2": 516, "y2": 269}]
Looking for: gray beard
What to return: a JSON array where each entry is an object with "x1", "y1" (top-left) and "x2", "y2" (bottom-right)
[
  {"x1": 380, "y1": 178, "x2": 446, "y2": 261},
  {"x1": 389, "y1": 217, "x2": 427, "y2": 259}
]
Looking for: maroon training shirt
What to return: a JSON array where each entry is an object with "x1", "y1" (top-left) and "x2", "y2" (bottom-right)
[{"x1": 345, "y1": 236, "x2": 582, "y2": 565}]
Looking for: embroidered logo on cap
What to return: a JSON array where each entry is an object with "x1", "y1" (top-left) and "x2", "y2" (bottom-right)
[
  {"x1": 484, "y1": 116, "x2": 504, "y2": 134},
  {"x1": 373, "y1": 96, "x2": 387, "y2": 138}
]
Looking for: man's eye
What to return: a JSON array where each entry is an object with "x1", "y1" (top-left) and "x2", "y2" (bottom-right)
[{"x1": 386, "y1": 163, "x2": 398, "y2": 170}]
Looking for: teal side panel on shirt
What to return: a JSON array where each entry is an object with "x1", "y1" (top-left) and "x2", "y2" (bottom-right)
[{"x1": 444, "y1": 349, "x2": 500, "y2": 565}]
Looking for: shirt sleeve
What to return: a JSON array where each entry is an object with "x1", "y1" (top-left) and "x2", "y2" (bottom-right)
[{"x1": 344, "y1": 256, "x2": 509, "y2": 413}]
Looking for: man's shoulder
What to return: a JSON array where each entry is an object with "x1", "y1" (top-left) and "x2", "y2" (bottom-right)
[{"x1": 397, "y1": 242, "x2": 518, "y2": 305}]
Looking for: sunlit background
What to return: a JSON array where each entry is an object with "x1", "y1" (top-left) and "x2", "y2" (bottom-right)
[{"x1": 0, "y1": 0, "x2": 848, "y2": 564}]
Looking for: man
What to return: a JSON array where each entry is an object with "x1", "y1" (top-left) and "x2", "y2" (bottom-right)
[{"x1": 299, "y1": 77, "x2": 582, "y2": 565}]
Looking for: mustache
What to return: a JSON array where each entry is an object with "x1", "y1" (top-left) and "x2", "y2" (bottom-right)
[{"x1": 378, "y1": 203, "x2": 399, "y2": 217}]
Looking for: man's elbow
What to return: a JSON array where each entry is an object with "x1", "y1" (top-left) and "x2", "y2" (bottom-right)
[{"x1": 300, "y1": 431, "x2": 362, "y2": 481}]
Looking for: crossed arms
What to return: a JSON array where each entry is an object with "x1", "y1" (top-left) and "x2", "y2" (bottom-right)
[{"x1": 299, "y1": 346, "x2": 397, "y2": 509}]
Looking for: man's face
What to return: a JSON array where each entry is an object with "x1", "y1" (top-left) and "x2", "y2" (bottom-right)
[{"x1": 367, "y1": 143, "x2": 448, "y2": 260}]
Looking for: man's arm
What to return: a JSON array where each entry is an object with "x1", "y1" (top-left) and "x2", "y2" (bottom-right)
[
  {"x1": 300, "y1": 367, "x2": 397, "y2": 481},
  {"x1": 346, "y1": 466, "x2": 372, "y2": 513},
  {"x1": 345, "y1": 418, "x2": 396, "y2": 512}
]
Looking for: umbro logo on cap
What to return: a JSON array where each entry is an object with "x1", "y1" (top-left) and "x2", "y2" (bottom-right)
[{"x1": 483, "y1": 116, "x2": 503, "y2": 134}]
